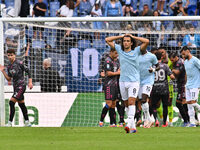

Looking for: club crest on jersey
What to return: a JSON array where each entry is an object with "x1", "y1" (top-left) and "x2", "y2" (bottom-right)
[
  {"x1": 10, "y1": 69, "x2": 16, "y2": 75},
  {"x1": 107, "y1": 64, "x2": 110, "y2": 69}
]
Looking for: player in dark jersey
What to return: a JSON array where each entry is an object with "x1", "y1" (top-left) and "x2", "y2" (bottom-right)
[
  {"x1": 151, "y1": 51, "x2": 175, "y2": 127},
  {"x1": 0, "y1": 49, "x2": 33, "y2": 127},
  {"x1": 169, "y1": 52, "x2": 190, "y2": 126},
  {"x1": 99, "y1": 48, "x2": 121, "y2": 127}
]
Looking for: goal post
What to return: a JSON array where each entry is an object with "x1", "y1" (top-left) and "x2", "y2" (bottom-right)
[{"x1": 0, "y1": 16, "x2": 200, "y2": 127}]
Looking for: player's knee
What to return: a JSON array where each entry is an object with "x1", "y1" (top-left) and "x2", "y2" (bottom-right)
[
  {"x1": 9, "y1": 101, "x2": 15, "y2": 107},
  {"x1": 105, "y1": 103, "x2": 111, "y2": 109},
  {"x1": 18, "y1": 102, "x2": 25, "y2": 108},
  {"x1": 128, "y1": 98, "x2": 136, "y2": 105}
]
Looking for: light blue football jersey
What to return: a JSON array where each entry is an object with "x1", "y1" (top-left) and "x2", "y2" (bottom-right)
[
  {"x1": 139, "y1": 52, "x2": 158, "y2": 85},
  {"x1": 184, "y1": 56, "x2": 200, "y2": 89},
  {"x1": 115, "y1": 44, "x2": 141, "y2": 82}
]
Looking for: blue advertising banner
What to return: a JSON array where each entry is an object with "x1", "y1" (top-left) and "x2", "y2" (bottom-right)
[{"x1": 47, "y1": 48, "x2": 107, "y2": 92}]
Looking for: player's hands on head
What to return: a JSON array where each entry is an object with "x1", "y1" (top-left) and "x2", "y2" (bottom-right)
[{"x1": 0, "y1": 65, "x2": 5, "y2": 71}]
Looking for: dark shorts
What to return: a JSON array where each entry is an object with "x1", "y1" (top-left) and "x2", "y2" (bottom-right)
[
  {"x1": 177, "y1": 85, "x2": 186, "y2": 101},
  {"x1": 12, "y1": 85, "x2": 26, "y2": 101},
  {"x1": 104, "y1": 85, "x2": 120, "y2": 101}
]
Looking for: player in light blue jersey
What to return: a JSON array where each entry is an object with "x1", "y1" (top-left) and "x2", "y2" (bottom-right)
[
  {"x1": 105, "y1": 34, "x2": 149, "y2": 133},
  {"x1": 180, "y1": 46, "x2": 200, "y2": 127},
  {"x1": 138, "y1": 50, "x2": 158, "y2": 128}
]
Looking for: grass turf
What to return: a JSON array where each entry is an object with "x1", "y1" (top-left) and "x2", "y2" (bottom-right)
[{"x1": 0, "y1": 127, "x2": 200, "y2": 150}]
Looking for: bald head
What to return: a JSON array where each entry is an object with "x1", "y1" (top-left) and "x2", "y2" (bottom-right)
[{"x1": 43, "y1": 58, "x2": 51, "y2": 69}]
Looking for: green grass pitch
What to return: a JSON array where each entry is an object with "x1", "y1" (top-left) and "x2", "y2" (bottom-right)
[{"x1": 0, "y1": 127, "x2": 200, "y2": 150}]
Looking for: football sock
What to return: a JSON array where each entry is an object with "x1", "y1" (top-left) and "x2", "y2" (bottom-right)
[
  {"x1": 192, "y1": 103, "x2": 200, "y2": 112},
  {"x1": 157, "y1": 105, "x2": 163, "y2": 119},
  {"x1": 187, "y1": 104, "x2": 195, "y2": 124},
  {"x1": 152, "y1": 108, "x2": 158, "y2": 121},
  {"x1": 109, "y1": 108, "x2": 116, "y2": 125},
  {"x1": 9, "y1": 101, "x2": 15, "y2": 122},
  {"x1": 168, "y1": 105, "x2": 173, "y2": 123},
  {"x1": 142, "y1": 102, "x2": 151, "y2": 121},
  {"x1": 163, "y1": 104, "x2": 168, "y2": 125},
  {"x1": 116, "y1": 101, "x2": 125, "y2": 123},
  {"x1": 100, "y1": 104, "x2": 109, "y2": 122},
  {"x1": 128, "y1": 105, "x2": 136, "y2": 128},
  {"x1": 183, "y1": 104, "x2": 189, "y2": 122},
  {"x1": 18, "y1": 103, "x2": 29, "y2": 121},
  {"x1": 176, "y1": 102, "x2": 188, "y2": 123}
]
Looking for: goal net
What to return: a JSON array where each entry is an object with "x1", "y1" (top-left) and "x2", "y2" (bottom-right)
[{"x1": 0, "y1": 16, "x2": 200, "y2": 127}]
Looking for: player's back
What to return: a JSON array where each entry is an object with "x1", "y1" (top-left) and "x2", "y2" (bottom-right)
[
  {"x1": 152, "y1": 62, "x2": 172, "y2": 95},
  {"x1": 139, "y1": 52, "x2": 158, "y2": 85},
  {"x1": 174, "y1": 58, "x2": 186, "y2": 86}
]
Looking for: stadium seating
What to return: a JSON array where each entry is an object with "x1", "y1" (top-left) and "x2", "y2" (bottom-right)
[
  {"x1": 5, "y1": 0, "x2": 14, "y2": 8},
  {"x1": 32, "y1": 39, "x2": 46, "y2": 49},
  {"x1": 78, "y1": 40, "x2": 91, "y2": 49},
  {"x1": 49, "y1": 1, "x2": 60, "y2": 17},
  {"x1": 93, "y1": 39, "x2": 106, "y2": 49}
]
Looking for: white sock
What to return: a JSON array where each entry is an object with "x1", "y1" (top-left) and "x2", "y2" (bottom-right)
[
  {"x1": 128, "y1": 105, "x2": 136, "y2": 129},
  {"x1": 142, "y1": 102, "x2": 151, "y2": 121},
  {"x1": 125, "y1": 107, "x2": 129, "y2": 116},
  {"x1": 188, "y1": 104, "x2": 195, "y2": 124},
  {"x1": 192, "y1": 103, "x2": 200, "y2": 112}
]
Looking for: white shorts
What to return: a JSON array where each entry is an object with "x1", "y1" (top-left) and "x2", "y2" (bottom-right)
[
  {"x1": 138, "y1": 84, "x2": 153, "y2": 99},
  {"x1": 186, "y1": 88, "x2": 200, "y2": 102},
  {"x1": 119, "y1": 81, "x2": 140, "y2": 100}
]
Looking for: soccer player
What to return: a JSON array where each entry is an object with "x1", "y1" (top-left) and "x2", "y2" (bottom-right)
[
  {"x1": 0, "y1": 49, "x2": 33, "y2": 127},
  {"x1": 138, "y1": 48, "x2": 159, "y2": 128},
  {"x1": 180, "y1": 46, "x2": 200, "y2": 127},
  {"x1": 105, "y1": 34, "x2": 149, "y2": 133},
  {"x1": 151, "y1": 51, "x2": 175, "y2": 127},
  {"x1": 169, "y1": 52, "x2": 190, "y2": 126},
  {"x1": 99, "y1": 48, "x2": 120, "y2": 127},
  {"x1": 158, "y1": 47, "x2": 174, "y2": 126}
]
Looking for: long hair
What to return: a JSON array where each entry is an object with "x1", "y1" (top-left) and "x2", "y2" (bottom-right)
[{"x1": 121, "y1": 35, "x2": 136, "y2": 51}]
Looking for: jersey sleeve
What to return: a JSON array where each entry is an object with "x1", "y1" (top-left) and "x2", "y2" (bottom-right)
[
  {"x1": 20, "y1": 57, "x2": 31, "y2": 79},
  {"x1": 194, "y1": 57, "x2": 200, "y2": 70},
  {"x1": 135, "y1": 46, "x2": 141, "y2": 55},
  {"x1": 152, "y1": 54, "x2": 158, "y2": 65},
  {"x1": 7, "y1": 68, "x2": 12, "y2": 77},
  {"x1": 114, "y1": 44, "x2": 122, "y2": 54},
  {"x1": 165, "y1": 65, "x2": 173, "y2": 76}
]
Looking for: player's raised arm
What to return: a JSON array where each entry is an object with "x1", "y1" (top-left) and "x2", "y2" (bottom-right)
[
  {"x1": 105, "y1": 35, "x2": 124, "y2": 49},
  {"x1": 130, "y1": 35, "x2": 149, "y2": 53},
  {"x1": 0, "y1": 64, "x2": 12, "y2": 82}
]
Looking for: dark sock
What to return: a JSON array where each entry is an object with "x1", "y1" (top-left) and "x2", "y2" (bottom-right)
[
  {"x1": 100, "y1": 104, "x2": 109, "y2": 122},
  {"x1": 116, "y1": 101, "x2": 125, "y2": 123},
  {"x1": 135, "y1": 107, "x2": 141, "y2": 122},
  {"x1": 183, "y1": 104, "x2": 189, "y2": 122},
  {"x1": 176, "y1": 102, "x2": 188, "y2": 123},
  {"x1": 9, "y1": 101, "x2": 15, "y2": 122},
  {"x1": 152, "y1": 108, "x2": 158, "y2": 121},
  {"x1": 18, "y1": 103, "x2": 29, "y2": 121},
  {"x1": 109, "y1": 108, "x2": 116, "y2": 125},
  {"x1": 163, "y1": 105, "x2": 168, "y2": 125}
]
